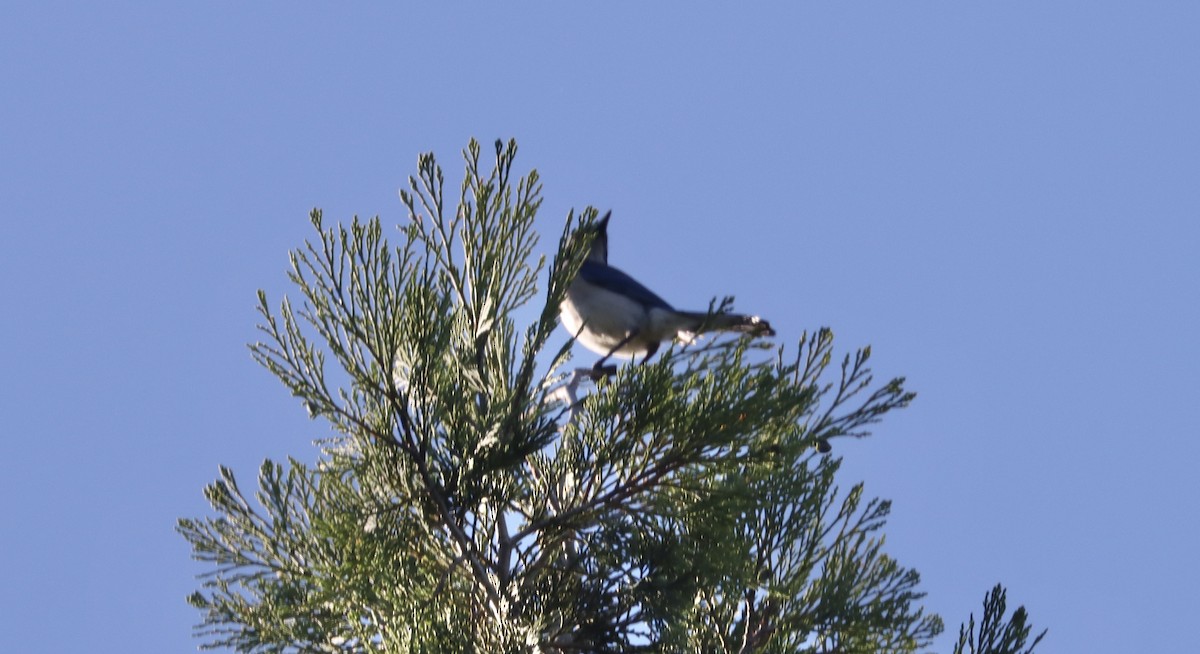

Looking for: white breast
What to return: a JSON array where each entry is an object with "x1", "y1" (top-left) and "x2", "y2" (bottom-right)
[{"x1": 560, "y1": 279, "x2": 654, "y2": 358}]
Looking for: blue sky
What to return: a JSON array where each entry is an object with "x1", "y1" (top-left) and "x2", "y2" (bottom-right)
[{"x1": 2, "y1": 3, "x2": 1197, "y2": 652}]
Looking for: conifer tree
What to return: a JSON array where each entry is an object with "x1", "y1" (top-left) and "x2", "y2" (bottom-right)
[{"x1": 179, "y1": 139, "x2": 1044, "y2": 653}]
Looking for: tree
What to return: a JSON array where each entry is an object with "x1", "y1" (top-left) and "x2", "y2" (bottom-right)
[
  {"x1": 952, "y1": 586, "x2": 1046, "y2": 654},
  {"x1": 179, "y1": 139, "x2": 1044, "y2": 653}
]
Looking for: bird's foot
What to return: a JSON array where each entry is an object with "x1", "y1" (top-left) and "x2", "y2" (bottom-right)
[{"x1": 588, "y1": 361, "x2": 619, "y2": 381}]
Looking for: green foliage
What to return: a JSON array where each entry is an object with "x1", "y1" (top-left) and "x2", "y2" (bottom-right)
[
  {"x1": 179, "y1": 139, "x2": 1039, "y2": 652},
  {"x1": 952, "y1": 585, "x2": 1046, "y2": 654}
]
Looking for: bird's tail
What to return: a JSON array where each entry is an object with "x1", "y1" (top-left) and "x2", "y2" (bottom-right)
[{"x1": 676, "y1": 311, "x2": 775, "y2": 340}]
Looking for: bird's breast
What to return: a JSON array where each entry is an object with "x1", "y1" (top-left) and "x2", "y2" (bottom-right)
[{"x1": 560, "y1": 280, "x2": 654, "y2": 358}]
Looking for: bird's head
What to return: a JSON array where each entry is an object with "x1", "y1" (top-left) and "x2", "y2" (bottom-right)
[{"x1": 581, "y1": 210, "x2": 610, "y2": 264}]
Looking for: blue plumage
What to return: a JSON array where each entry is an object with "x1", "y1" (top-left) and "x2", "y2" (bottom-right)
[
  {"x1": 576, "y1": 260, "x2": 674, "y2": 312},
  {"x1": 559, "y1": 211, "x2": 774, "y2": 373}
]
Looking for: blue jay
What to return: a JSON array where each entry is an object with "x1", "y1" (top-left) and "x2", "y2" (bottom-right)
[{"x1": 560, "y1": 211, "x2": 775, "y2": 374}]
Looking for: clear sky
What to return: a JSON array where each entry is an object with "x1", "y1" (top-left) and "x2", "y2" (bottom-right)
[{"x1": 2, "y1": 3, "x2": 1196, "y2": 652}]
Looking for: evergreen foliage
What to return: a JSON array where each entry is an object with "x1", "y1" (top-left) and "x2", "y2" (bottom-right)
[
  {"x1": 952, "y1": 585, "x2": 1046, "y2": 654},
  {"x1": 179, "y1": 139, "x2": 1042, "y2": 653}
]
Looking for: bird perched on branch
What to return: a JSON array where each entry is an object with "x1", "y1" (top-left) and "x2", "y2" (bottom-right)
[{"x1": 560, "y1": 211, "x2": 775, "y2": 375}]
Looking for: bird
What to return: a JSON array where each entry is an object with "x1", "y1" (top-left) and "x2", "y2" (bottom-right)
[{"x1": 559, "y1": 211, "x2": 775, "y2": 376}]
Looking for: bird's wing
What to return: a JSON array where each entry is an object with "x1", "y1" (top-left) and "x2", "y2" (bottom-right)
[{"x1": 577, "y1": 261, "x2": 675, "y2": 311}]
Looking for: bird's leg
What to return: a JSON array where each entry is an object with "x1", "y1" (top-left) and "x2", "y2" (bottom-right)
[
  {"x1": 591, "y1": 331, "x2": 640, "y2": 378},
  {"x1": 639, "y1": 341, "x2": 660, "y2": 366}
]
